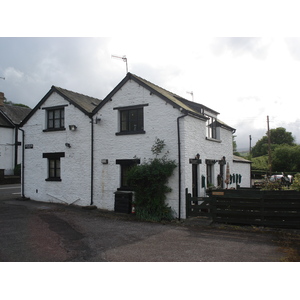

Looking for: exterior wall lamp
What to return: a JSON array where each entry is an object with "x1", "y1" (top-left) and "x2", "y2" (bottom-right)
[
  {"x1": 95, "y1": 118, "x2": 101, "y2": 124},
  {"x1": 69, "y1": 125, "x2": 77, "y2": 131}
]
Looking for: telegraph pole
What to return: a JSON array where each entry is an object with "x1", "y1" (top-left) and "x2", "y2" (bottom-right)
[
  {"x1": 249, "y1": 135, "x2": 252, "y2": 155},
  {"x1": 267, "y1": 116, "x2": 272, "y2": 176}
]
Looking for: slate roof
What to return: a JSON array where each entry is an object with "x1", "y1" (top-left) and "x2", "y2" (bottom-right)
[
  {"x1": 53, "y1": 86, "x2": 101, "y2": 114},
  {"x1": 96, "y1": 73, "x2": 235, "y2": 132},
  {"x1": 21, "y1": 86, "x2": 102, "y2": 126},
  {"x1": 20, "y1": 73, "x2": 235, "y2": 133},
  {"x1": 233, "y1": 155, "x2": 252, "y2": 164},
  {"x1": 130, "y1": 74, "x2": 235, "y2": 132},
  {"x1": 131, "y1": 74, "x2": 220, "y2": 116},
  {"x1": 0, "y1": 105, "x2": 32, "y2": 127}
]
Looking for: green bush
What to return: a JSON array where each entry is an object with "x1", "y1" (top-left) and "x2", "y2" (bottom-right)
[
  {"x1": 127, "y1": 138, "x2": 177, "y2": 222},
  {"x1": 261, "y1": 180, "x2": 282, "y2": 191},
  {"x1": 291, "y1": 173, "x2": 300, "y2": 191},
  {"x1": 14, "y1": 164, "x2": 21, "y2": 176}
]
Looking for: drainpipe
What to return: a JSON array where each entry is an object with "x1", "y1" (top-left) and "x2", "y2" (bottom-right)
[
  {"x1": 18, "y1": 127, "x2": 25, "y2": 198},
  {"x1": 90, "y1": 116, "x2": 94, "y2": 205},
  {"x1": 177, "y1": 112, "x2": 187, "y2": 221},
  {"x1": 14, "y1": 126, "x2": 18, "y2": 169}
]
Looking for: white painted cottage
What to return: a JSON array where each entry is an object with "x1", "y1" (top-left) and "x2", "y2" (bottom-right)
[
  {"x1": 21, "y1": 73, "x2": 251, "y2": 219},
  {"x1": 0, "y1": 92, "x2": 31, "y2": 176}
]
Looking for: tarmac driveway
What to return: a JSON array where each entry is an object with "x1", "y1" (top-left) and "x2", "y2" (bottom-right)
[{"x1": 1, "y1": 187, "x2": 299, "y2": 262}]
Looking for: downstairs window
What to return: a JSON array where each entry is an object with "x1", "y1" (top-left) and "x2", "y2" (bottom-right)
[{"x1": 43, "y1": 152, "x2": 65, "y2": 181}]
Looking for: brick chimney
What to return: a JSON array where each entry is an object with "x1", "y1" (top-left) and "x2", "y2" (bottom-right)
[{"x1": 0, "y1": 92, "x2": 4, "y2": 106}]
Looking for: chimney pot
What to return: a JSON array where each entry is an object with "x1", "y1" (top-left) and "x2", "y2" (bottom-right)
[{"x1": 0, "y1": 92, "x2": 4, "y2": 106}]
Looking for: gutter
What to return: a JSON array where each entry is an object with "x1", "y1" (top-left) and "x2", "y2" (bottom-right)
[
  {"x1": 177, "y1": 112, "x2": 188, "y2": 221},
  {"x1": 18, "y1": 127, "x2": 25, "y2": 198}
]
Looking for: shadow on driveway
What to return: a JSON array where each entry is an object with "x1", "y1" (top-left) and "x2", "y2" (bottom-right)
[{"x1": 1, "y1": 197, "x2": 300, "y2": 262}]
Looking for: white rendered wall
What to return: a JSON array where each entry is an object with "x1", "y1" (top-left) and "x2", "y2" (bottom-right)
[
  {"x1": 0, "y1": 127, "x2": 14, "y2": 175},
  {"x1": 93, "y1": 80, "x2": 182, "y2": 216},
  {"x1": 22, "y1": 92, "x2": 92, "y2": 205},
  {"x1": 232, "y1": 161, "x2": 252, "y2": 188}
]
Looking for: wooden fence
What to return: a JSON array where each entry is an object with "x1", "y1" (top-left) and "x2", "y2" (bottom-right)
[
  {"x1": 186, "y1": 188, "x2": 300, "y2": 228},
  {"x1": 186, "y1": 189, "x2": 211, "y2": 217}
]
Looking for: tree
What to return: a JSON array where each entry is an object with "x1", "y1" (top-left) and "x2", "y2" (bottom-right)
[
  {"x1": 252, "y1": 127, "x2": 295, "y2": 157},
  {"x1": 4, "y1": 98, "x2": 31, "y2": 108},
  {"x1": 251, "y1": 155, "x2": 269, "y2": 172},
  {"x1": 272, "y1": 145, "x2": 300, "y2": 172},
  {"x1": 232, "y1": 135, "x2": 240, "y2": 156}
]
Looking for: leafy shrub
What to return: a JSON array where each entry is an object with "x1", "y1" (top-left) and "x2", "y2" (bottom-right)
[
  {"x1": 14, "y1": 164, "x2": 21, "y2": 176},
  {"x1": 291, "y1": 173, "x2": 300, "y2": 191},
  {"x1": 127, "y1": 138, "x2": 177, "y2": 222},
  {"x1": 261, "y1": 180, "x2": 282, "y2": 191}
]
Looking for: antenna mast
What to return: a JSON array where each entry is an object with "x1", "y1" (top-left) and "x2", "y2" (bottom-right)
[
  {"x1": 112, "y1": 55, "x2": 128, "y2": 74},
  {"x1": 186, "y1": 91, "x2": 194, "y2": 101}
]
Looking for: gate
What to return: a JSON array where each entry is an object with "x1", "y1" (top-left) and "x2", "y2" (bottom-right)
[
  {"x1": 186, "y1": 188, "x2": 300, "y2": 228},
  {"x1": 185, "y1": 188, "x2": 212, "y2": 218}
]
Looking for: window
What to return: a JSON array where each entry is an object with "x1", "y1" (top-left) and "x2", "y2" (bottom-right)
[
  {"x1": 206, "y1": 159, "x2": 216, "y2": 187},
  {"x1": 48, "y1": 108, "x2": 64, "y2": 129},
  {"x1": 43, "y1": 152, "x2": 65, "y2": 181},
  {"x1": 206, "y1": 116, "x2": 220, "y2": 140},
  {"x1": 43, "y1": 106, "x2": 67, "y2": 131},
  {"x1": 114, "y1": 104, "x2": 148, "y2": 135},
  {"x1": 116, "y1": 159, "x2": 140, "y2": 190}
]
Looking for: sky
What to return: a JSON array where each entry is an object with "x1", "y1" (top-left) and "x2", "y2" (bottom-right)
[
  {"x1": 2, "y1": 1, "x2": 300, "y2": 152},
  {"x1": 2, "y1": 37, "x2": 300, "y2": 151}
]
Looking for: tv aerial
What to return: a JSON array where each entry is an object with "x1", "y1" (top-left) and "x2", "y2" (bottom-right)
[
  {"x1": 111, "y1": 55, "x2": 128, "y2": 74},
  {"x1": 186, "y1": 91, "x2": 194, "y2": 101}
]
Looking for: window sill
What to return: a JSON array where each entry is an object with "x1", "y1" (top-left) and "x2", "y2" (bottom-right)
[
  {"x1": 116, "y1": 130, "x2": 146, "y2": 136},
  {"x1": 206, "y1": 137, "x2": 222, "y2": 143},
  {"x1": 43, "y1": 128, "x2": 66, "y2": 132},
  {"x1": 45, "y1": 178, "x2": 62, "y2": 182}
]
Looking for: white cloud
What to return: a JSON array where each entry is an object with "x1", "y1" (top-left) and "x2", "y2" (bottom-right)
[
  {"x1": 4, "y1": 67, "x2": 24, "y2": 81},
  {"x1": 1, "y1": 37, "x2": 300, "y2": 150}
]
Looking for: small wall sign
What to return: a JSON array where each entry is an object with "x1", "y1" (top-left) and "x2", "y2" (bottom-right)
[{"x1": 25, "y1": 144, "x2": 33, "y2": 149}]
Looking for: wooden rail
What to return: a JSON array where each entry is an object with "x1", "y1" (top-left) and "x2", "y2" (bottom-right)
[{"x1": 186, "y1": 188, "x2": 300, "y2": 228}]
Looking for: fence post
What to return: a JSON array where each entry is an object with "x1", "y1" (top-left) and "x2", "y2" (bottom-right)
[
  {"x1": 186, "y1": 188, "x2": 190, "y2": 218},
  {"x1": 209, "y1": 195, "x2": 216, "y2": 222},
  {"x1": 260, "y1": 196, "x2": 265, "y2": 226}
]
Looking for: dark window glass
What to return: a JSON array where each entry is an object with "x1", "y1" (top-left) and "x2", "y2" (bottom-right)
[
  {"x1": 48, "y1": 108, "x2": 64, "y2": 129},
  {"x1": 121, "y1": 164, "x2": 131, "y2": 188},
  {"x1": 116, "y1": 159, "x2": 140, "y2": 190},
  {"x1": 207, "y1": 117, "x2": 217, "y2": 139},
  {"x1": 48, "y1": 158, "x2": 61, "y2": 180},
  {"x1": 120, "y1": 108, "x2": 143, "y2": 132}
]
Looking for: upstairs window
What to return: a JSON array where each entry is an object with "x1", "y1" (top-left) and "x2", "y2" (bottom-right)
[
  {"x1": 121, "y1": 108, "x2": 143, "y2": 132},
  {"x1": 43, "y1": 105, "x2": 67, "y2": 131},
  {"x1": 206, "y1": 117, "x2": 220, "y2": 140},
  {"x1": 114, "y1": 104, "x2": 148, "y2": 135},
  {"x1": 48, "y1": 108, "x2": 64, "y2": 129}
]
